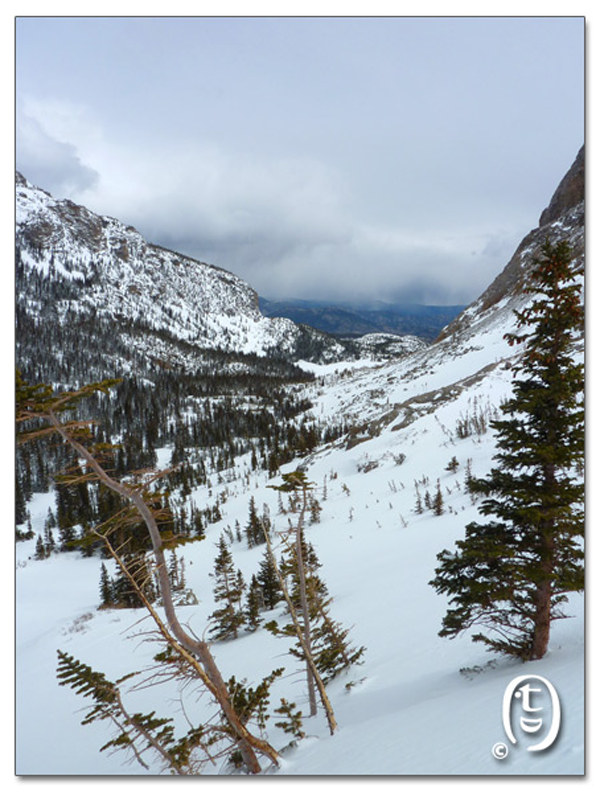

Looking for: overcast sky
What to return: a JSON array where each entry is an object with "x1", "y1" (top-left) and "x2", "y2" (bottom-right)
[{"x1": 16, "y1": 16, "x2": 584, "y2": 305}]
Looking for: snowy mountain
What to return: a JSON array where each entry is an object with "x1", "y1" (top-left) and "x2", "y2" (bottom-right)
[
  {"x1": 15, "y1": 148, "x2": 584, "y2": 777},
  {"x1": 438, "y1": 145, "x2": 584, "y2": 343},
  {"x1": 15, "y1": 172, "x2": 424, "y2": 383},
  {"x1": 16, "y1": 171, "x2": 300, "y2": 357}
]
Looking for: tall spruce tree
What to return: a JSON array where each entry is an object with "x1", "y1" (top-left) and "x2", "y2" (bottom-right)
[
  {"x1": 99, "y1": 562, "x2": 114, "y2": 608},
  {"x1": 430, "y1": 239, "x2": 584, "y2": 661}
]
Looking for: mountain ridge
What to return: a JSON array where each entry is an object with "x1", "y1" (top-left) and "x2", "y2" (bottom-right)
[
  {"x1": 437, "y1": 145, "x2": 584, "y2": 342},
  {"x1": 259, "y1": 297, "x2": 465, "y2": 341},
  {"x1": 15, "y1": 171, "x2": 425, "y2": 384}
]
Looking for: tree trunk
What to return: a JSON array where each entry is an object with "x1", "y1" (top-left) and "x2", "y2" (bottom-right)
[
  {"x1": 261, "y1": 520, "x2": 337, "y2": 735},
  {"x1": 49, "y1": 411, "x2": 278, "y2": 774},
  {"x1": 531, "y1": 576, "x2": 552, "y2": 660},
  {"x1": 530, "y1": 515, "x2": 555, "y2": 661},
  {"x1": 530, "y1": 462, "x2": 558, "y2": 662},
  {"x1": 295, "y1": 490, "x2": 318, "y2": 717}
]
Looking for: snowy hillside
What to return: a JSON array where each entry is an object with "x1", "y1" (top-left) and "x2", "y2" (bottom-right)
[
  {"x1": 16, "y1": 173, "x2": 425, "y2": 374},
  {"x1": 16, "y1": 172, "x2": 302, "y2": 357},
  {"x1": 15, "y1": 302, "x2": 585, "y2": 776},
  {"x1": 15, "y1": 149, "x2": 585, "y2": 777}
]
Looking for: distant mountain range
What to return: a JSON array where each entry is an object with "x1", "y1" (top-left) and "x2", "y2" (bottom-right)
[{"x1": 258, "y1": 298, "x2": 466, "y2": 341}]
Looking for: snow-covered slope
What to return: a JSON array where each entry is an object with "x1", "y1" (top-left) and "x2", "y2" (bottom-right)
[
  {"x1": 14, "y1": 322, "x2": 585, "y2": 776},
  {"x1": 15, "y1": 149, "x2": 585, "y2": 777},
  {"x1": 16, "y1": 172, "x2": 427, "y2": 382},
  {"x1": 16, "y1": 171, "x2": 304, "y2": 358}
]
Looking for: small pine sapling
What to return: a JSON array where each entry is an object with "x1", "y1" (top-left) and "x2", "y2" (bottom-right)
[{"x1": 274, "y1": 698, "x2": 305, "y2": 742}]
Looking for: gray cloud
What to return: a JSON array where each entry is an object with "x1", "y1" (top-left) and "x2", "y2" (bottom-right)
[
  {"x1": 15, "y1": 17, "x2": 584, "y2": 307},
  {"x1": 16, "y1": 109, "x2": 99, "y2": 196}
]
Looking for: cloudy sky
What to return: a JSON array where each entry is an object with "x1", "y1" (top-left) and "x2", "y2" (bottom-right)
[{"x1": 16, "y1": 15, "x2": 584, "y2": 305}]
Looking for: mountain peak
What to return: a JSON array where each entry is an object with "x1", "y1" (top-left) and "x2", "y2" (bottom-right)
[
  {"x1": 539, "y1": 145, "x2": 584, "y2": 227},
  {"x1": 436, "y1": 147, "x2": 584, "y2": 343}
]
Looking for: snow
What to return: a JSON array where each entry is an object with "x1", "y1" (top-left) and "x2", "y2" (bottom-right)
[
  {"x1": 16, "y1": 174, "x2": 308, "y2": 360},
  {"x1": 15, "y1": 307, "x2": 586, "y2": 781},
  {"x1": 13, "y1": 172, "x2": 587, "y2": 782}
]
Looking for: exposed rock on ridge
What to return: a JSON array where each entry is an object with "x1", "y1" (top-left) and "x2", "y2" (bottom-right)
[
  {"x1": 437, "y1": 146, "x2": 584, "y2": 342},
  {"x1": 539, "y1": 145, "x2": 585, "y2": 227}
]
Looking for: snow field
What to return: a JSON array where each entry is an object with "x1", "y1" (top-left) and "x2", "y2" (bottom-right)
[{"x1": 16, "y1": 336, "x2": 585, "y2": 776}]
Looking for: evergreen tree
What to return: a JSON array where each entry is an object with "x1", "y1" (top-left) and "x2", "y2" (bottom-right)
[
  {"x1": 309, "y1": 494, "x2": 322, "y2": 524},
  {"x1": 414, "y1": 484, "x2": 424, "y2": 515},
  {"x1": 111, "y1": 553, "x2": 157, "y2": 609},
  {"x1": 168, "y1": 549, "x2": 182, "y2": 592},
  {"x1": 265, "y1": 470, "x2": 335, "y2": 729},
  {"x1": 432, "y1": 479, "x2": 444, "y2": 516},
  {"x1": 209, "y1": 535, "x2": 246, "y2": 640},
  {"x1": 244, "y1": 575, "x2": 264, "y2": 632},
  {"x1": 274, "y1": 698, "x2": 305, "y2": 742},
  {"x1": 192, "y1": 506, "x2": 205, "y2": 539},
  {"x1": 99, "y1": 562, "x2": 114, "y2": 608},
  {"x1": 430, "y1": 239, "x2": 584, "y2": 661},
  {"x1": 15, "y1": 475, "x2": 28, "y2": 526},
  {"x1": 244, "y1": 496, "x2": 265, "y2": 548},
  {"x1": 256, "y1": 550, "x2": 284, "y2": 610},
  {"x1": 43, "y1": 514, "x2": 56, "y2": 554},
  {"x1": 274, "y1": 532, "x2": 365, "y2": 684},
  {"x1": 35, "y1": 533, "x2": 47, "y2": 560},
  {"x1": 56, "y1": 650, "x2": 208, "y2": 775},
  {"x1": 445, "y1": 456, "x2": 459, "y2": 473}
]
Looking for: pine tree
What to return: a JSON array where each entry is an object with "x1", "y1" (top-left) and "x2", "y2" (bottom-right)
[
  {"x1": 267, "y1": 471, "x2": 365, "y2": 694},
  {"x1": 99, "y1": 562, "x2": 114, "y2": 608},
  {"x1": 309, "y1": 494, "x2": 322, "y2": 524},
  {"x1": 15, "y1": 474, "x2": 28, "y2": 527},
  {"x1": 112, "y1": 553, "x2": 157, "y2": 608},
  {"x1": 245, "y1": 496, "x2": 265, "y2": 548},
  {"x1": 43, "y1": 517, "x2": 56, "y2": 554},
  {"x1": 423, "y1": 489, "x2": 432, "y2": 510},
  {"x1": 35, "y1": 533, "x2": 47, "y2": 560},
  {"x1": 244, "y1": 575, "x2": 264, "y2": 632},
  {"x1": 209, "y1": 535, "x2": 246, "y2": 640},
  {"x1": 446, "y1": 456, "x2": 459, "y2": 473},
  {"x1": 264, "y1": 470, "x2": 338, "y2": 734},
  {"x1": 274, "y1": 698, "x2": 305, "y2": 742},
  {"x1": 168, "y1": 549, "x2": 182, "y2": 592},
  {"x1": 275, "y1": 533, "x2": 365, "y2": 684},
  {"x1": 430, "y1": 239, "x2": 584, "y2": 661},
  {"x1": 432, "y1": 479, "x2": 444, "y2": 516},
  {"x1": 414, "y1": 484, "x2": 424, "y2": 515},
  {"x1": 256, "y1": 550, "x2": 284, "y2": 611},
  {"x1": 56, "y1": 650, "x2": 206, "y2": 774}
]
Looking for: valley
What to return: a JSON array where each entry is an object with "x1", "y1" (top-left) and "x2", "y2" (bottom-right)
[{"x1": 15, "y1": 147, "x2": 585, "y2": 776}]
